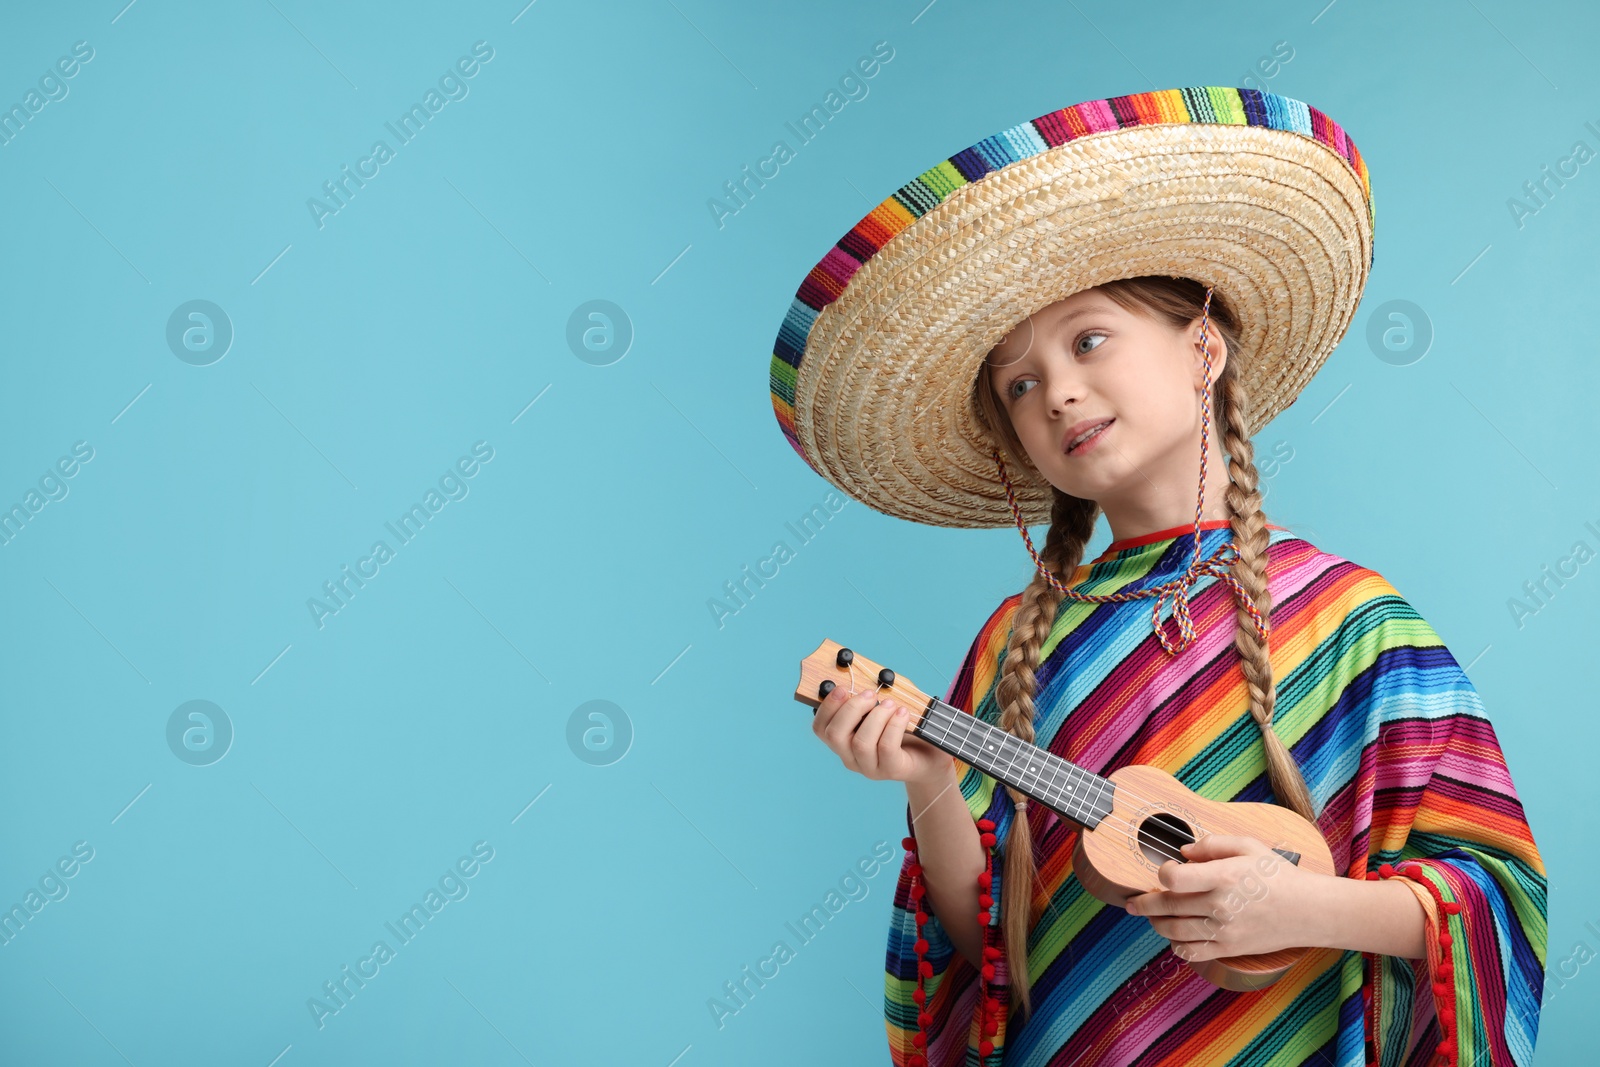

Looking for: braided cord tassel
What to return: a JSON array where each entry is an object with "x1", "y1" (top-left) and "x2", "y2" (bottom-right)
[
  {"x1": 994, "y1": 286, "x2": 1268, "y2": 656},
  {"x1": 902, "y1": 816, "x2": 1004, "y2": 1066}
]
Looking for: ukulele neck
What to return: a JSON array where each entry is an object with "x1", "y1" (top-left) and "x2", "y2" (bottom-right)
[{"x1": 913, "y1": 698, "x2": 1115, "y2": 830}]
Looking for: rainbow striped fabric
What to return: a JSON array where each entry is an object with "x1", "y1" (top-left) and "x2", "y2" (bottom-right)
[
  {"x1": 886, "y1": 522, "x2": 1546, "y2": 1067},
  {"x1": 770, "y1": 85, "x2": 1375, "y2": 476}
]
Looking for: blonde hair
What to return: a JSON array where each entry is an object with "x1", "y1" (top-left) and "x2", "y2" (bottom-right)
[{"x1": 969, "y1": 275, "x2": 1316, "y2": 1020}]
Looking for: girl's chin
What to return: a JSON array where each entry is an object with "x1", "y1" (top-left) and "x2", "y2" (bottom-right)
[{"x1": 1041, "y1": 476, "x2": 1102, "y2": 503}]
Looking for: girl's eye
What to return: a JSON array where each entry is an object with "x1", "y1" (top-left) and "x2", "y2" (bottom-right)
[{"x1": 1006, "y1": 333, "x2": 1105, "y2": 401}]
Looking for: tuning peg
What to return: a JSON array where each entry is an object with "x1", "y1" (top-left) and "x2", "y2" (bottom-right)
[
  {"x1": 878, "y1": 668, "x2": 895, "y2": 687},
  {"x1": 816, "y1": 679, "x2": 835, "y2": 711},
  {"x1": 836, "y1": 648, "x2": 854, "y2": 668}
]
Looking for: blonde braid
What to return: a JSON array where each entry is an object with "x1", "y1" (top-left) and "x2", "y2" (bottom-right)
[
  {"x1": 991, "y1": 488, "x2": 1099, "y2": 1021},
  {"x1": 1218, "y1": 367, "x2": 1317, "y2": 823}
]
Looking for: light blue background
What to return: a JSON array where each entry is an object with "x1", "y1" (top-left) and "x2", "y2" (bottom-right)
[{"x1": 0, "y1": 1, "x2": 1593, "y2": 1064}]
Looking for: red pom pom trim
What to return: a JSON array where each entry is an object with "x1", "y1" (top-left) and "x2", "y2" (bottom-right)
[
  {"x1": 1366, "y1": 860, "x2": 1465, "y2": 1067},
  {"x1": 905, "y1": 806, "x2": 1006, "y2": 1064}
]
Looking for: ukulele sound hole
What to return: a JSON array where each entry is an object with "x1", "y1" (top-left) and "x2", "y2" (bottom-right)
[{"x1": 1136, "y1": 813, "x2": 1194, "y2": 867}]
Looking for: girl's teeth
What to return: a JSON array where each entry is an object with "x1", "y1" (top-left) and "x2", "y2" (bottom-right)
[{"x1": 1072, "y1": 423, "x2": 1107, "y2": 449}]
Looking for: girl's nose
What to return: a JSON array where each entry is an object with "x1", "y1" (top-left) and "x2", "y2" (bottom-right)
[{"x1": 1047, "y1": 375, "x2": 1084, "y2": 416}]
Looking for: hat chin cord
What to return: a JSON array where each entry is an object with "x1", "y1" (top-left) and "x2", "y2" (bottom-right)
[{"x1": 991, "y1": 285, "x2": 1269, "y2": 657}]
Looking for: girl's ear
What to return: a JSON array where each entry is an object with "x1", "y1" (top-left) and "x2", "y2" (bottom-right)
[{"x1": 1188, "y1": 318, "x2": 1227, "y2": 390}]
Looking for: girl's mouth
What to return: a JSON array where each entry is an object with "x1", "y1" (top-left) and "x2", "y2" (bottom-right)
[{"x1": 1066, "y1": 419, "x2": 1113, "y2": 455}]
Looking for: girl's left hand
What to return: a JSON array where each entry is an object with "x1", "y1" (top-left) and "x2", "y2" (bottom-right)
[{"x1": 1123, "y1": 834, "x2": 1317, "y2": 962}]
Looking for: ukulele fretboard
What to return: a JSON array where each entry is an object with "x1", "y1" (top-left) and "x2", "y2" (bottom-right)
[{"x1": 914, "y1": 698, "x2": 1115, "y2": 830}]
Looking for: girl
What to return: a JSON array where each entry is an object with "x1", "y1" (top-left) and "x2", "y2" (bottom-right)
[{"x1": 772, "y1": 87, "x2": 1546, "y2": 1066}]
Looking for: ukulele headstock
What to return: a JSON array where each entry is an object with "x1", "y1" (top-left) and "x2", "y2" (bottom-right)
[{"x1": 793, "y1": 640, "x2": 934, "y2": 713}]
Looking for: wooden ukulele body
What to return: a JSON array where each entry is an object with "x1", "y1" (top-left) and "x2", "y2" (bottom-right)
[{"x1": 1071, "y1": 765, "x2": 1339, "y2": 991}]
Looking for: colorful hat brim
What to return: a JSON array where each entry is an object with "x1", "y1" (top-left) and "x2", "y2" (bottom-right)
[{"x1": 769, "y1": 86, "x2": 1374, "y2": 528}]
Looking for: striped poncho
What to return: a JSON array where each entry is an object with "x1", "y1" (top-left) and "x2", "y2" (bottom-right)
[{"x1": 885, "y1": 520, "x2": 1547, "y2": 1067}]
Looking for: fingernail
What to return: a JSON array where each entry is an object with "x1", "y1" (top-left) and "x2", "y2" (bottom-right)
[{"x1": 895, "y1": 706, "x2": 908, "y2": 717}]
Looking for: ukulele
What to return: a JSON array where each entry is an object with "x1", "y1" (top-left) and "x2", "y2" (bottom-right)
[{"x1": 794, "y1": 639, "x2": 1338, "y2": 992}]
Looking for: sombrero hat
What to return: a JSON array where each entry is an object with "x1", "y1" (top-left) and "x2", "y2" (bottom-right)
[{"x1": 767, "y1": 86, "x2": 1375, "y2": 529}]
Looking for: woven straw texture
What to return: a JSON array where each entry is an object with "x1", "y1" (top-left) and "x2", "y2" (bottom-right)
[{"x1": 769, "y1": 86, "x2": 1374, "y2": 528}]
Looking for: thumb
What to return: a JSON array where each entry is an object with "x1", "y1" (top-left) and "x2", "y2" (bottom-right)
[{"x1": 1178, "y1": 833, "x2": 1257, "y2": 864}]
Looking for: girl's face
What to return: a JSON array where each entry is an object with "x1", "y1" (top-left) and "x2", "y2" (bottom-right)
[{"x1": 985, "y1": 287, "x2": 1227, "y2": 517}]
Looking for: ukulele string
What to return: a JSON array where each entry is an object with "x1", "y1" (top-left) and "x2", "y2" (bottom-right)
[
  {"x1": 850, "y1": 667, "x2": 1206, "y2": 864},
  {"x1": 899, "y1": 703, "x2": 1197, "y2": 846},
  {"x1": 845, "y1": 658, "x2": 863, "y2": 696},
  {"x1": 896, "y1": 704, "x2": 1202, "y2": 862},
  {"x1": 839, "y1": 663, "x2": 1170, "y2": 856},
  {"x1": 902, "y1": 700, "x2": 1203, "y2": 870}
]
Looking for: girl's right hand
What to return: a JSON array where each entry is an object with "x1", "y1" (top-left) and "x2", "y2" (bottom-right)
[{"x1": 811, "y1": 683, "x2": 954, "y2": 786}]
